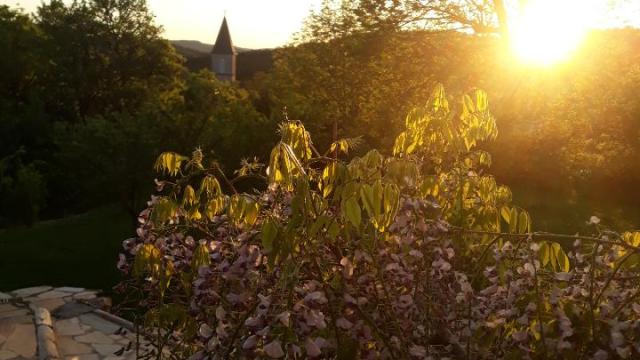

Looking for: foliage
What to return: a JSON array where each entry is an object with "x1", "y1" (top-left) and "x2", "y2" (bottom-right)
[
  {"x1": 35, "y1": 0, "x2": 184, "y2": 123},
  {"x1": 118, "y1": 85, "x2": 640, "y2": 359},
  {"x1": 53, "y1": 71, "x2": 272, "y2": 218},
  {"x1": 264, "y1": 7, "x2": 640, "y2": 230},
  {"x1": 0, "y1": 1, "x2": 186, "y2": 223},
  {"x1": 0, "y1": 3, "x2": 275, "y2": 224},
  {"x1": 0, "y1": 149, "x2": 47, "y2": 226},
  {"x1": 297, "y1": 0, "x2": 506, "y2": 39}
]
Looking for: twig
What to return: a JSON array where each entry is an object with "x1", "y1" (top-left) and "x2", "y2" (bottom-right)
[
  {"x1": 212, "y1": 163, "x2": 238, "y2": 194},
  {"x1": 451, "y1": 228, "x2": 640, "y2": 253}
]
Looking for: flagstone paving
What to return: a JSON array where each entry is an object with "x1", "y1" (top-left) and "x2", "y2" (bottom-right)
[{"x1": 0, "y1": 287, "x2": 150, "y2": 360}]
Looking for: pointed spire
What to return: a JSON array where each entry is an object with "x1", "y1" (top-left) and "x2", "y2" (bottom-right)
[{"x1": 211, "y1": 16, "x2": 236, "y2": 55}]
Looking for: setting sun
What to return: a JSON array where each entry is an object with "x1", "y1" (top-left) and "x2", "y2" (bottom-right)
[{"x1": 510, "y1": 0, "x2": 599, "y2": 65}]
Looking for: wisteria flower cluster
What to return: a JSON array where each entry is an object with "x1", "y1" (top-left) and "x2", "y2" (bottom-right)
[{"x1": 117, "y1": 86, "x2": 640, "y2": 359}]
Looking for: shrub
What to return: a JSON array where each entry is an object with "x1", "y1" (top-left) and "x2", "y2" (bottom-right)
[
  {"x1": 117, "y1": 85, "x2": 640, "y2": 359},
  {"x1": 0, "y1": 149, "x2": 47, "y2": 226}
]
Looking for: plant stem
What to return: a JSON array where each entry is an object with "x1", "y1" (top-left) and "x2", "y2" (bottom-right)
[{"x1": 451, "y1": 228, "x2": 640, "y2": 253}]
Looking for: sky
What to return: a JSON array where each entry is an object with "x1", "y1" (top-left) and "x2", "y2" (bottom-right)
[
  {"x1": 1, "y1": 0, "x2": 322, "y2": 48},
  {"x1": 2, "y1": 0, "x2": 639, "y2": 49}
]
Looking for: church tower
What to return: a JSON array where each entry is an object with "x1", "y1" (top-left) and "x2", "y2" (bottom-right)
[{"x1": 211, "y1": 17, "x2": 236, "y2": 81}]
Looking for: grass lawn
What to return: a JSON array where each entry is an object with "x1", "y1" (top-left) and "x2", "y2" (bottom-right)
[{"x1": 0, "y1": 206, "x2": 133, "y2": 293}]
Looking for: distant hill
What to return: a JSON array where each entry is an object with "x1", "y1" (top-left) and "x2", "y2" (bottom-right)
[
  {"x1": 170, "y1": 40, "x2": 274, "y2": 82},
  {"x1": 170, "y1": 40, "x2": 251, "y2": 56}
]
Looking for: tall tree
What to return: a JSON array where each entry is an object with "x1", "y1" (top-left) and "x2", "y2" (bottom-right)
[{"x1": 36, "y1": 0, "x2": 184, "y2": 123}]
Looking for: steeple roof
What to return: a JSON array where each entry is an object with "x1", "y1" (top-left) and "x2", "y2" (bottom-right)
[{"x1": 211, "y1": 17, "x2": 236, "y2": 55}]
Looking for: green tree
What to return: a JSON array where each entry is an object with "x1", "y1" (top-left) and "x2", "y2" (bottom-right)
[
  {"x1": 54, "y1": 70, "x2": 273, "y2": 218},
  {"x1": 0, "y1": 149, "x2": 47, "y2": 226},
  {"x1": 0, "y1": 6, "x2": 51, "y2": 225},
  {"x1": 35, "y1": 0, "x2": 184, "y2": 123}
]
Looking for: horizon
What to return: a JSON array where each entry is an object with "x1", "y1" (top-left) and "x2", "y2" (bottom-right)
[{"x1": 2, "y1": 0, "x2": 640, "y2": 49}]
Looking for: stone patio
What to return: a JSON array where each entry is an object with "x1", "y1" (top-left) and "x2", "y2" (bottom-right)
[{"x1": 0, "y1": 287, "x2": 150, "y2": 360}]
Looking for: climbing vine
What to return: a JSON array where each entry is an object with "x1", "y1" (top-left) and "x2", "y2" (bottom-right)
[{"x1": 117, "y1": 85, "x2": 640, "y2": 359}]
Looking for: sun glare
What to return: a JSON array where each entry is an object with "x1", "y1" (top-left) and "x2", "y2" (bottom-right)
[{"x1": 510, "y1": 0, "x2": 599, "y2": 65}]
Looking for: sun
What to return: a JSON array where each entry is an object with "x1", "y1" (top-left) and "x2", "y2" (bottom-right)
[{"x1": 510, "y1": 0, "x2": 598, "y2": 65}]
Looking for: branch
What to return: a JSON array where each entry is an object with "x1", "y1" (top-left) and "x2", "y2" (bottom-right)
[{"x1": 450, "y1": 227, "x2": 640, "y2": 253}]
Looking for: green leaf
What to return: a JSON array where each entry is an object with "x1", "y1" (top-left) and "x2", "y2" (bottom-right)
[
  {"x1": 541, "y1": 242, "x2": 570, "y2": 272},
  {"x1": 530, "y1": 320, "x2": 541, "y2": 341},
  {"x1": 154, "y1": 152, "x2": 188, "y2": 176},
  {"x1": 261, "y1": 220, "x2": 278, "y2": 253},
  {"x1": 191, "y1": 243, "x2": 210, "y2": 270},
  {"x1": 371, "y1": 180, "x2": 383, "y2": 219},
  {"x1": 518, "y1": 210, "x2": 530, "y2": 234},
  {"x1": 509, "y1": 207, "x2": 518, "y2": 233},
  {"x1": 228, "y1": 194, "x2": 259, "y2": 227},
  {"x1": 281, "y1": 142, "x2": 307, "y2": 176},
  {"x1": 200, "y1": 176, "x2": 222, "y2": 197},
  {"x1": 343, "y1": 197, "x2": 361, "y2": 227},
  {"x1": 429, "y1": 83, "x2": 449, "y2": 113},
  {"x1": 359, "y1": 184, "x2": 376, "y2": 220},
  {"x1": 205, "y1": 196, "x2": 226, "y2": 219},
  {"x1": 152, "y1": 197, "x2": 178, "y2": 224},
  {"x1": 133, "y1": 244, "x2": 161, "y2": 278},
  {"x1": 327, "y1": 220, "x2": 340, "y2": 240},
  {"x1": 500, "y1": 206, "x2": 511, "y2": 224},
  {"x1": 309, "y1": 215, "x2": 329, "y2": 237},
  {"x1": 462, "y1": 94, "x2": 475, "y2": 116},
  {"x1": 243, "y1": 201, "x2": 260, "y2": 227},
  {"x1": 551, "y1": 242, "x2": 570, "y2": 272},
  {"x1": 623, "y1": 232, "x2": 640, "y2": 247},
  {"x1": 475, "y1": 89, "x2": 489, "y2": 112},
  {"x1": 182, "y1": 185, "x2": 197, "y2": 207},
  {"x1": 382, "y1": 183, "x2": 400, "y2": 230},
  {"x1": 540, "y1": 242, "x2": 551, "y2": 267},
  {"x1": 321, "y1": 162, "x2": 337, "y2": 198},
  {"x1": 420, "y1": 175, "x2": 439, "y2": 197}
]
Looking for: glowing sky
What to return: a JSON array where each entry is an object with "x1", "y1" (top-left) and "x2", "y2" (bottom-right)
[
  {"x1": 2, "y1": 0, "x2": 638, "y2": 49},
  {"x1": 2, "y1": 0, "x2": 322, "y2": 48}
]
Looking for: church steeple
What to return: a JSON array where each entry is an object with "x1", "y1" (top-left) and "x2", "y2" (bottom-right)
[
  {"x1": 212, "y1": 16, "x2": 236, "y2": 55},
  {"x1": 211, "y1": 16, "x2": 236, "y2": 81}
]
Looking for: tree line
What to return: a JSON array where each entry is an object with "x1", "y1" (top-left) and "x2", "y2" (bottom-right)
[
  {"x1": 1, "y1": 0, "x2": 638, "y2": 231},
  {"x1": 0, "y1": 0, "x2": 273, "y2": 225}
]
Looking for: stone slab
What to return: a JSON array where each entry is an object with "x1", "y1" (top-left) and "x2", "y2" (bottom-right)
[
  {"x1": 31, "y1": 298, "x2": 65, "y2": 312},
  {"x1": 0, "y1": 319, "x2": 16, "y2": 338},
  {"x1": 74, "y1": 331, "x2": 113, "y2": 344},
  {"x1": 72, "y1": 293, "x2": 97, "y2": 301},
  {"x1": 92, "y1": 343, "x2": 122, "y2": 356},
  {"x1": 37, "y1": 291, "x2": 68, "y2": 300},
  {"x1": 55, "y1": 288, "x2": 85, "y2": 294},
  {"x1": 92, "y1": 311, "x2": 132, "y2": 332},
  {"x1": 0, "y1": 310, "x2": 29, "y2": 321},
  {"x1": 0, "y1": 350, "x2": 17, "y2": 360},
  {"x1": 9, "y1": 316, "x2": 32, "y2": 325},
  {"x1": 0, "y1": 294, "x2": 10, "y2": 301},
  {"x1": 64, "y1": 354, "x2": 99, "y2": 360},
  {"x1": 52, "y1": 303, "x2": 94, "y2": 320},
  {"x1": 11, "y1": 286, "x2": 52, "y2": 298},
  {"x1": 54, "y1": 319, "x2": 84, "y2": 337},
  {"x1": 57, "y1": 337, "x2": 92, "y2": 356},
  {"x1": 78, "y1": 314, "x2": 119, "y2": 334},
  {"x1": 1, "y1": 323, "x2": 36, "y2": 358},
  {"x1": 0, "y1": 306, "x2": 18, "y2": 315}
]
